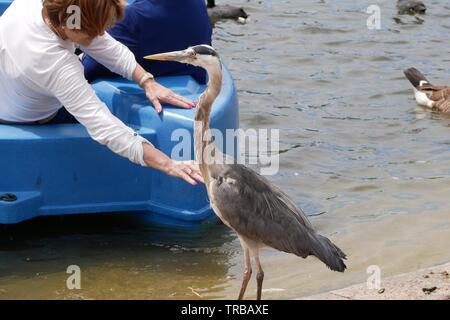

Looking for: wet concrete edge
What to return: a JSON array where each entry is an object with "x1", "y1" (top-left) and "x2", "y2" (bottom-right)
[{"x1": 299, "y1": 262, "x2": 450, "y2": 300}]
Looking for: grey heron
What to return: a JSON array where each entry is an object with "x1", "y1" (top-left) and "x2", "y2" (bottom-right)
[
  {"x1": 404, "y1": 67, "x2": 450, "y2": 113},
  {"x1": 145, "y1": 45, "x2": 347, "y2": 300},
  {"x1": 397, "y1": 0, "x2": 427, "y2": 14}
]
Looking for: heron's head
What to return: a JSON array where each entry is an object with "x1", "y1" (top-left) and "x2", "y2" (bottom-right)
[{"x1": 144, "y1": 45, "x2": 221, "y2": 70}]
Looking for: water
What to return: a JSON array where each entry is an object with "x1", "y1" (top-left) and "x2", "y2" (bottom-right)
[{"x1": 1, "y1": 0, "x2": 450, "y2": 299}]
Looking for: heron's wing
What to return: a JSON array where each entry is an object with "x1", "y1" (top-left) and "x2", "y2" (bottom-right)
[{"x1": 208, "y1": 164, "x2": 317, "y2": 257}]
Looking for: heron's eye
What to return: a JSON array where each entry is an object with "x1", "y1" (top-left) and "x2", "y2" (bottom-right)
[{"x1": 190, "y1": 51, "x2": 197, "y2": 58}]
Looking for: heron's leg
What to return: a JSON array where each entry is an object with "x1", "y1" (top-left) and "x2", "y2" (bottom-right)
[
  {"x1": 254, "y1": 250, "x2": 264, "y2": 300},
  {"x1": 238, "y1": 247, "x2": 252, "y2": 300}
]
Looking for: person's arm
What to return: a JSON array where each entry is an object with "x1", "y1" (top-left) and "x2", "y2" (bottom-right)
[
  {"x1": 81, "y1": 33, "x2": 195, "y2": 112},
  {"x1": 81, "y1": 53, "x2": 114, "y2": 83},
  {"x1": 81, "y1": 4, "x2": 139, "y2": 83},
  {"x1": 49, "y1": 58, "x2": 202, "y2": 185}
]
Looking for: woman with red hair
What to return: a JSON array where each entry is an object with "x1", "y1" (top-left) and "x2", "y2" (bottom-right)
[
  {"x1": 82, "y1": 0, "x2": 212, "y2": 85},
  {"x1": 0, "y1": 0, "x2": 202, "y2": 185}
]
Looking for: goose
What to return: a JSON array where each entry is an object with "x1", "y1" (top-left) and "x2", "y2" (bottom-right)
[{"x1": 404, "y1": 67, "x2": 450, "y2": 113}]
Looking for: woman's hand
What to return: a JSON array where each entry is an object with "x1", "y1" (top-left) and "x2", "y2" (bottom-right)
[
  {"x1": 143, "y1": 79, "x2": 196, "y2": 113},
  {"x1": 164, "y1": 160, "x2": 204, "y2": 186},
  {"x1": 142, "y1": 143, "x2": 203, "y2": 186},
  {"x1": 133, "y1": 63, "x2": 196, "y2": 113}
]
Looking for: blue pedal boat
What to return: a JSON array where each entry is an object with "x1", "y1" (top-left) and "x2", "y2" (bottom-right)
[
  {"x1": 0, "y1": 0, "x2": 9, "y2": 14},
  {"x1": 0, "y1": 1, "x2": 239, "y2": 226}
]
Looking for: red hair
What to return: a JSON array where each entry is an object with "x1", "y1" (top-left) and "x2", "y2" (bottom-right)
[{"x1": 42, "y1": 0, "x2": 125, "y2": 37}]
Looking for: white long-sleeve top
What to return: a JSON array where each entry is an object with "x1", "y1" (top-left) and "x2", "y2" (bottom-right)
[{"x1": 0, "y1": 0, "x2": 151, "y2": 166}]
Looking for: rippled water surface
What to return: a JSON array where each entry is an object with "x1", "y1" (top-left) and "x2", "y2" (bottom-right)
[{"x1": 2, "y1": 0, "x2": 450, "y2": 299}]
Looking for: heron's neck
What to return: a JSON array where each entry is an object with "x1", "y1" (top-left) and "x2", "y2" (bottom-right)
[
  {"x1": 194, "y1": 64, "x2": 222, "y2": 176},
  {"x1": 195, "y1": 70, "x2": 222, "y2": 124}
]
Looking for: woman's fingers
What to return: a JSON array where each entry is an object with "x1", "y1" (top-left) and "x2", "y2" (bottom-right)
[
  {"x1": 187, "y1": 163, "x2": 204, "y2": 184},
  {"x1": 179, "y1": 169, "x2": 197, "y2": 186},
  {"x1": 166, "y1": 160, "x2": 204, "y2": 186},
  {"x1": 184, "y1": 165, "x2": 204, "y2": 184},
  {"x1": 163, "y1": 93, "x2": 194, "y2": 109},
  {"x1": 157, "y1": 86, "x2": 195, "y2": 108},
  {"x1": 176, "y1": 161, "x2": 204, "y2": 185},
  {"x1": 188, "y1": 162, "x2": 203, "y2": 176},
  {"x1": 145, "y1": 81, "x2": 196, "y2": 110},
  {"x1": 152, "y1": 98, "x2": 163, "y2": 113},
  {"x1": 146, "y1": 91, "x2": 163, "y2": 113},
  {"x1": 192, "y1": 172, "x2": 204, "y2": 184},
  {"x1": 172, "y1": 93, "x2": 196, "y2": 108}
]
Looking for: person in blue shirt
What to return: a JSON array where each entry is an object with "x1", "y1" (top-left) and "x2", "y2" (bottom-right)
[{"x1": 82, "y1": 0, "x2": 212, "y2": 84}]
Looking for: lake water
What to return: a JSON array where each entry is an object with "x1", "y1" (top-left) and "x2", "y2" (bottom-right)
[{"x1": 1, "y1": 0, "x2": 450, "y2": 299}]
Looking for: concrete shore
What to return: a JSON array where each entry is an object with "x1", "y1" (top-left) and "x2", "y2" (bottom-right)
[{"x1": 301, "y1": 262, "x2": 450, "y2": 300}]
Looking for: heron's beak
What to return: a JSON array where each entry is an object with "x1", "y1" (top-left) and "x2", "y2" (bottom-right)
[{"x1": 144, "y1": 50, "x2": 189, "y2": 62}]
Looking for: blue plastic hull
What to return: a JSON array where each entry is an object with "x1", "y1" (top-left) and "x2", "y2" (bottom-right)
[
  {"x1": 0, "y1": 0, "x2": 239, "y2": 226},
  {"x1": 0, "y1": 0, "x2": 9, "y2": 14},
  {"x1": 0, "y1": 72, "x2": 239, "y2": 226}
]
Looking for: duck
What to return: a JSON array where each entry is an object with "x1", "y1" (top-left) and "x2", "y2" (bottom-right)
[
  {"x1": 206, "y1": 0, "x2": 248, "y2": 21},
  {"x1": 397, "y1": 0, "x2": 427, "y2": 15}
]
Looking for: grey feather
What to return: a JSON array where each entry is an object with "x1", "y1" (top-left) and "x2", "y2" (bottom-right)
[{"x1": 209, "y1": 163, "x2": 347, "y2": 272}]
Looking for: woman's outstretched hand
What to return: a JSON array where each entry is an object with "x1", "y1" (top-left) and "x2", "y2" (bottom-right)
[
  {"x1": 143, "y1": 79, "x2": 196, "y2": 113},
  {"x1": 133, "y1": 64, "x2": 196, "y2": 113},
  {"x1": 142, "y1": 143, "x2": 203, "y2": 186},
  {"x1": 164, "y1": 160, "x2": 204, "y2": 186}
]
